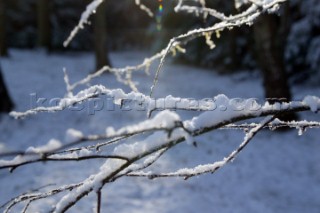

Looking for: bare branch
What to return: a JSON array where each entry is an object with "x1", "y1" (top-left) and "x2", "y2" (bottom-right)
[{"x1": 96, "y1": 190, "x2": 101, "y2": 213}]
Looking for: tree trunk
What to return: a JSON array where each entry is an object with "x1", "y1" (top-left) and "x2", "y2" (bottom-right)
[
  {"x1": 0, "y1": 64, "x2": 14, "y2": 112},
  {"x1": 0, "y1": 0, "x2": 8, "y2": 56},
  {"x1": 253, "y1": 6, "x2": 296, "y2": 121},
  {"x1": 93, "y1": 0, "x2": 111, "y2": 70},
  {"x1": 37, "y1": 0, "x2": 51, "y2": 49}
]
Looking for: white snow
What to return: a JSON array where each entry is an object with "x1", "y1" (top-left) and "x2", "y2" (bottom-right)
[
  {"x1": 63, "y1": 0, "x2": 103, "y2": 47},
  {"x1": 184, "y1": 94, "x2": 264, "y2": 131},
  {"x1": 26, "y1": 139, "x2": 62, "y2": 153},
  {"x1": 235, "y1": 0, "x2": 249, "y2": 9},
  {"x1": 0, "y1": 139, "x2": 61, "y2": 167},
  {"x1": 0, "y1": 154, "x2": 38, "y2": 167},
  {"x1": 65, "y1": 128, "x2": 84, "y2": 143},
  {"x1": 116, "y1": 110, "x2": 180, "y2": 134},
  {"x1": 303, "y1": 96, "x2": 320, "y2": 112},
  {"x1": 105, "y1": 126, "x2": 116, "y2": 135}
]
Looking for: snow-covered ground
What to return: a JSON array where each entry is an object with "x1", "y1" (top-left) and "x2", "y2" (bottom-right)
[{"x1": 0, "y1": 49, "x2": 319, "y2": 213}]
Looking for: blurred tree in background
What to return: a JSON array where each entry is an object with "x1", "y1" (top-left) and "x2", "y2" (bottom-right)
[
  {"x1": 286, "y1": 0, "x2": 320, "y2": 84},
  {"x1": 253, "y1": 3, "x2": 296, "y2": 121},
  {"x1": 253, "y1": 13, "x2": 291, "y2": 98},
  {"x1": 93, "y1": 0, "x2": 111, "y2": 69},
  {"x1": 0, "y1": 0, "x2": 8, "y2": 56},
  {"x1": 37, "y1": 0, "x2": 51, "y2": 49},
  {"x1": 0, "y1": 63, "x2": 14, "y2": 112},
  {"x1": 0, "y1": 0, "x2": 13, "y2": 113},
  {"x1": 2, "y1": 0, "x2": 156, "y2": 51}
]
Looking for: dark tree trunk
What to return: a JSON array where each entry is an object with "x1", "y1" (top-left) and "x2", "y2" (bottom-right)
[
  {"x1": 253, "y1": 5, "x2": 296, "y2": 121},
  {"x1": 93, "y1": 0, "x2": 111, "y2": 70},
  {"x1": 0, "y1": 64, "x2": 14, "y2": 112},
  {"x1": 227, "y1": 6, "x2": 241, "y2": 71},
  {"x1": 253, "y1": 14, "x2": 291, "y2": 100},
  {"x1": 37, "y1": 0, "x2": 51, "y2": 49},
  {"x1": 229, "y1": 29, "x2": 239, "y2": 70},
  {"x1": 0, "y1": 0, "x2": 8, "y2": 56}
]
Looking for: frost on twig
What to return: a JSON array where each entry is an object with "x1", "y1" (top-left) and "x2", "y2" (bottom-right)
[
  {"x1": 127, "y1": 115, "x2": 275, "y2": 180},
  {"x1": 63, "y1": 0, "x2": 103, "y2": 47},
  {"x1": 62, "y1": 0, "x2": 287, "y2": 95},
  {"x1": 149, "y1": 0, "x2": 287, "y2": 96},
  {"x1": 67, "y1": 49, "x2": 167, "y2": 92},
  {"x1": 64, "y1": 0, "x2": 153, "y2": 47},
  {"x1": 134, "y1": 0, "x2": 153, "y2": 17}
]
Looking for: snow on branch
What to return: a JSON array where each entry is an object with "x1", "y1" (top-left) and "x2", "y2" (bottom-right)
[
  {"x1": 63, "y1": 0, "x2": 103, "y2": 47},
  {"x1": 3, "y1": 94, "x2": 320, "y2": 211},
  {"x1": 150, "y1": 0, "x2": 288, "y2": 95},
  {"x1": 63, "y1": 0, "x2": 288, "y2": 95},
  {"x1": 223, "y1": 119, "x2": 320, "y2": 134},
  {"x1": 66, "y1": 49, "x2": 168, "y2": 93},
  {"x1": 9, "y1": 85, "x2": 216, "y2": 119},
  {"x1": 63, "y1": 0, "x2": 153, "y2": 47},
  {"x1": 127, "y1": 115, "x2": 275, "y2": 180}
]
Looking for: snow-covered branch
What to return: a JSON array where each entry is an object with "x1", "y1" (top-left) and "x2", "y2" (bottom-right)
[
  {"x1": 63, "y1": 0, "x2": 153, "y2": 48},
  {"x1": 223, "y1": 119, "x2": 320, "y2": 134},
  {"x1": 3, "y1": 94, "x2": 320, "y2": 211},
  {"x1": 10, "y1": 85, "x2": 216, "y2": 119},
  {"x1": 127, "y1": 115, "x2": 275, "y2": 180},
  {"x1": 63, "y1": 0, "x2": 288, "y2": 94}
]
